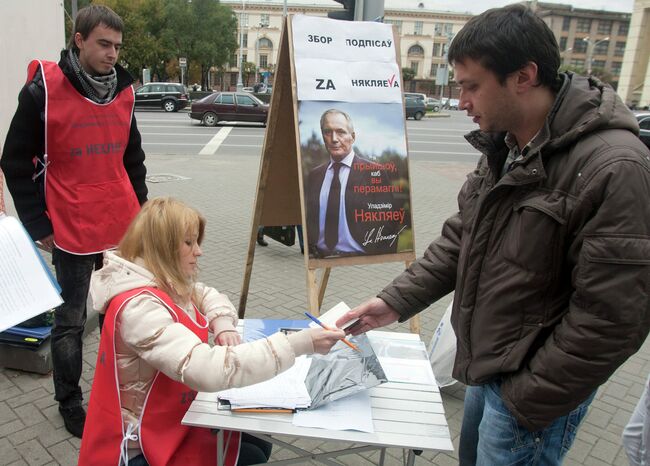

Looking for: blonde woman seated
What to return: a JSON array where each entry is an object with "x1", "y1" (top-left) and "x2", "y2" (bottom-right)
[{"x1": 78, "y1": 197, "x2": 344, "y2": 466}]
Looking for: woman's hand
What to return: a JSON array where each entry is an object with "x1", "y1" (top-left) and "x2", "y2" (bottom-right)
[
  {"x1": 215, "y1": 329, "x2": 241, "y2": 346},
  {"x1": 306, "y1": 327, "x2": 346, "y2": 354}
]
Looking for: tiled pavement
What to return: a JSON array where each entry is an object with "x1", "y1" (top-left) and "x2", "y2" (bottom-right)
[{"x1": 1, "y1": 150, "x2": 647, "y2": 465}]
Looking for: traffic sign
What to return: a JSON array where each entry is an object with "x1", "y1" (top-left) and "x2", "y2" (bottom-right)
[{"x1": 179, "y1": 57, "x2": 187, "y2": 67}]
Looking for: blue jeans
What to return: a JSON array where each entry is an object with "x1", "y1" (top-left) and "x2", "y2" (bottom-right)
[
  {"x1": 459, "y1": 381, "x2": 594, "y2": 466},
  {"x1": 51, "y1": 248, "x2": 103, "y2": 408}
]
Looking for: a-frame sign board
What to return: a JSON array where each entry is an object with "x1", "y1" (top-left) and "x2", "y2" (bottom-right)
[{"x1": 239, "y1": 15, "x2": 419, "y2": 333}]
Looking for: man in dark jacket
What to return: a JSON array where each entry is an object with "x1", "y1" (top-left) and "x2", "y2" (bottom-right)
[
  {"x1": 337, "y1": 5, "x2": 650, "y2": 464},
  {"x1": 1, "y1": 5, "x2": 147, "y2": 438}
]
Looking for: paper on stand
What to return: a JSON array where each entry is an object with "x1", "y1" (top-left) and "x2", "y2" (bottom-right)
[
  {"x1": 292, "y1": 390, "x2": 374, "y2": 433},
  {"x1": 0, "y1": 215, "x2": 62, "y2": 332}
]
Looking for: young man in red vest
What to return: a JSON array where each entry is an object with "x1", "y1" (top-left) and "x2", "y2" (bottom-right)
[{"x1": 1, "y1": 5, "x2": 147, "y2": 438}]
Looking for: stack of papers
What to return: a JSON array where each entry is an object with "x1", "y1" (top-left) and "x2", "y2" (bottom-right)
[{"x1": 217, "y1": 356, "x2": 312, "y2": 410}]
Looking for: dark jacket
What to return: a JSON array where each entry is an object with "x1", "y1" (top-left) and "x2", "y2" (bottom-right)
[
  {"x1": 378, "y1": 73, "x2": 650, "y2": 431},
  {"x1": 306, "y1": 154, "x2": 404, "y2": 257},
  {"x1": 1, "y1": 50, "x2": 148, "y2": 242}
]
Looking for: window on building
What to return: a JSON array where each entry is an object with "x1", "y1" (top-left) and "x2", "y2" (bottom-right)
[
  {"x1": 573, "y1": 38, "x2": 588, "y2": 54},
  {"x1": 597, "y1": 20, "x2": 612, "y2": 35},
  {"x1": 231, "y1": 54, "x2": 237, "y2": 67},
  {"x1": 258, "y1": 38, "x2": 272, "y2": 49},
  {"x1": 618, "y1": 22, "x2": 629, "y2": 36},
  {"x1": 230, "y1": 74, "x2": 237, "y2": 86},
  {"x1": 408, "y1": 44, "x2": 424, "y2": 56},
  {"x1": 410, "y1": 62, "x2": 419, "y2": 74},
  {"x1": 615, "y1": 41, "x2": 626, "y2": 56},
  {"x1": 433, "y1": 43, "x2": 441, "y2": 56},
  {"x1": 576, "y1": 18, "x2": 591, "y2": 33},
  {"x1": 591, "y1": 60, "x2": 606, "y2": 70},
  {"x1": 570, "y1": 58, "x2": 585, "y2": 68},
  {"x1": 259, "y1": 54, "x2": 268, "y2": 68},
  {"x1": 611, "y1": 61, "x2": 622, "y2": 75},
  {"x1": 562, "y1": 16, "x2": 571, "y2": 31},
  {"x1": 242, "y1": 33, "x2": 248, "y2": 48},
  {"x1": 240, "y1": 13, "x2": 248, "y2": 27},
  {"x1": 443, "y1": 23, "x2": 453, "y2": 35},
  {"x1": 430, "y1": 63, "x2": 438, "y2": 77},
  {"x1": 559, "y1": 37, "x2": 568, "y2": 50},
  {"x1": 385, "y1": 19, "x2": 402, "y2": 34},
  {"x1": 260, "y1": 13, "x2": 270, "y2": 27},
  {"x1": 242, "y1": 54, "x2": 247, "y2": 63},
  {"x1": 594, "y1": 40, "x2": 609, "y2": 55},
  {"x1": 442, "y1": 43, "x2": 449, "y2": 56},
  {"x1": 434, "y1": 23, "x2": 442, "y2": 35},
  {"x1": 414, "y1": 21, "x2": 423, "y2": 35}
]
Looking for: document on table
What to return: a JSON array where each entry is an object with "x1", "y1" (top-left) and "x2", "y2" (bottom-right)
[
  {"x1": 0, "y1": 215, "x2": 62, "y2": 332},
  {"x1": 217, "y1": 356, "x2": 312, "y2": 410},
  {"x1": 308, "y1": 301, "x2": 359, "y2": 330},
  {"x1": 367, "y1": 331, "x2": 436, "y2": 386},
  {"x1": 292, "y1": 390, "x2": 374, "y2": 433}
]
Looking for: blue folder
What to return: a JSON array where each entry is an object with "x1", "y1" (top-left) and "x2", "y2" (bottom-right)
[{"x1": 243, "y1": 319, "x2": 310, "y2": 342}]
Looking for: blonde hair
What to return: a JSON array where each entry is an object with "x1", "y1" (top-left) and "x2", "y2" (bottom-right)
[{"x1": 118, "y1": 197, "x2": 205, "y2": 302}]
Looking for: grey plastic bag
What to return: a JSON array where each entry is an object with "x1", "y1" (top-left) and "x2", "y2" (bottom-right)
[{"x1": 304, "y1": 334, "x2": 387, "y2": 409}]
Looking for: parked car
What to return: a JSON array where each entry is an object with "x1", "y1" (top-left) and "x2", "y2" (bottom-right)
[
  {"x1": 636, "y1": 112, "x2": 650, "y2": 150},
  {"x1": 405, "y1": 97, "x2": 426, "y2": 120},
  {"x1": 134, "y1": 82, "x2": 189, "y2": 112},
  {"x1": 441, "y1": 97, "x2": 460, "y2": 110},
  {"x1": 189, "y1": 92, "x2": 269, "y2": 126},
  {"x1": 404, "y1": 92, "x2": 426, "y2": 102},
  {"x1": 426, "y1": 97, "x2": 441, "y2": 112},
  {"x1": 242, "y1": 87, "x2": 255, "y2": 93}
]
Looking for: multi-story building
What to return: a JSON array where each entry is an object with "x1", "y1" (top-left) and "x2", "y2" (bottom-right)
[
  {"x1": 217, "y1": 0, "x2": 471, "y2": 96},
  {"x1": 617, "y1": 0, "x2": 650, "y2": 108},
  {"x1": 217, "y1": 1, "x2": 632, "y2": 97},
  {"x1": 528, "y1": 1, "x2": 631, "y2": 88}
]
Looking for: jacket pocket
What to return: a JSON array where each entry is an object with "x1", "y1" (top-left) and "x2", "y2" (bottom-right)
[{"x1": 500, "y1": 195, "x2": 567, "y2": 275}]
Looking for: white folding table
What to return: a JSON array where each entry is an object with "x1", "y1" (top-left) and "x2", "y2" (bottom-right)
[{"x1": 182, "y1": 329, "x2": 454, "y2": 465}]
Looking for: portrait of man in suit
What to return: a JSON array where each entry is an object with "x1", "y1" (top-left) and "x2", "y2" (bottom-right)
[{"x1": 305, "y1": 109, "x2": 406, "y2": 258}]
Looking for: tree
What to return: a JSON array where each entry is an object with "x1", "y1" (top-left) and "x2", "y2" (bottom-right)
[
  {"x1": 242, "y1": 62, "x2": 257, "y2": 86},
  {"x1": 162, "y1": 0, "x2": 237, "y2": 89},
  {"x1": 402, "y1": 67, "x2": 416, "y2": 83}
]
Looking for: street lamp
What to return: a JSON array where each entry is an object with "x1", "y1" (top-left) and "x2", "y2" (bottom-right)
[
  {"x1": 583, "y1": 36, "x2": 609, "y2": 76},
  {"x1": 255, "y1": 22, "x2": 268, "y2": 85},
  {"x1": 236, "y1": 0, "x2": 247, "y2": 92}
]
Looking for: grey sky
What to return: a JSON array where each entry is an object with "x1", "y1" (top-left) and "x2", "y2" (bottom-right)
[{"x1": 429, "y1": 0, "x2": 634, "y2": 14}]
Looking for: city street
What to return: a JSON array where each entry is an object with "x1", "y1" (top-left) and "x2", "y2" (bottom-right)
[
  {"x1": 135, "y1": 109, "x2": 481, "y2": 162},
  {"x1": 1, "y1": 108, "x2": 648, "y2": 465}
]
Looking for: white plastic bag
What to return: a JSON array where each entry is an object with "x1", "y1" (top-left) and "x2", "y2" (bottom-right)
[{"x1": 428, "y1": 301, "x2": 457, "y2": 387}]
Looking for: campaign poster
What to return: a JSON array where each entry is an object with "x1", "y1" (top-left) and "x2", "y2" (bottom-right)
[{"x1": 291, "y1": 15, "x2": 414, "y2": 259}]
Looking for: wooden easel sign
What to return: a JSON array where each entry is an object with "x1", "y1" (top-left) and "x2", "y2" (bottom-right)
[{"x1": 240, "y1": 15, "x2": 416, "y2": 323}]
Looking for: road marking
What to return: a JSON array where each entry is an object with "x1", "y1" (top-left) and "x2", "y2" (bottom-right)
[
  {"x1": 199, "y1": 127, "x2": 233, "y2": 155},
  {"x1": 408, "y1": 150, "x2": 480, "y2": 156}
]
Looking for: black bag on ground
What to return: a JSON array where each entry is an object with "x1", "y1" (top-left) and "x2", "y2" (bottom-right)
[{"x1": 262, "y1": 226, "x2": 296, "y2": 247}]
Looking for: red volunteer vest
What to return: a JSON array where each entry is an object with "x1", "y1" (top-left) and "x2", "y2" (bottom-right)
[
  {"x1": 78, "y1": 287, "x2": 241, "y2": 466},
  {"x1": 28, "y1": 60, "x2": 140, "y2": 254}
]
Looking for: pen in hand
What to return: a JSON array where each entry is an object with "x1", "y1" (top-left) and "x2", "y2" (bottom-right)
[{"x1": 304, "y1": 312, "x2": 361, "y2": 352}]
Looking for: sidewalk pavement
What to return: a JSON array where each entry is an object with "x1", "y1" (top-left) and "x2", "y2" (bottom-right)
[{"x1": 1, "y1": 151, "x2": 647, "y2": 465}]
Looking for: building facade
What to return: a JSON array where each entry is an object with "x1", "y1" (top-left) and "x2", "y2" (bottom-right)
[
  {"x1": 617, "y1": 0, "x2": 650, "y2": 108},
  {"x1": 529, "y1": 1, "x2": 631, "y2": 88},
  {"x1": 217, "y1": 1, "x2": 633, "y2": 98},
  {"x1": 217, "y1": 0, "x2": 471, "y2": 96}
]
